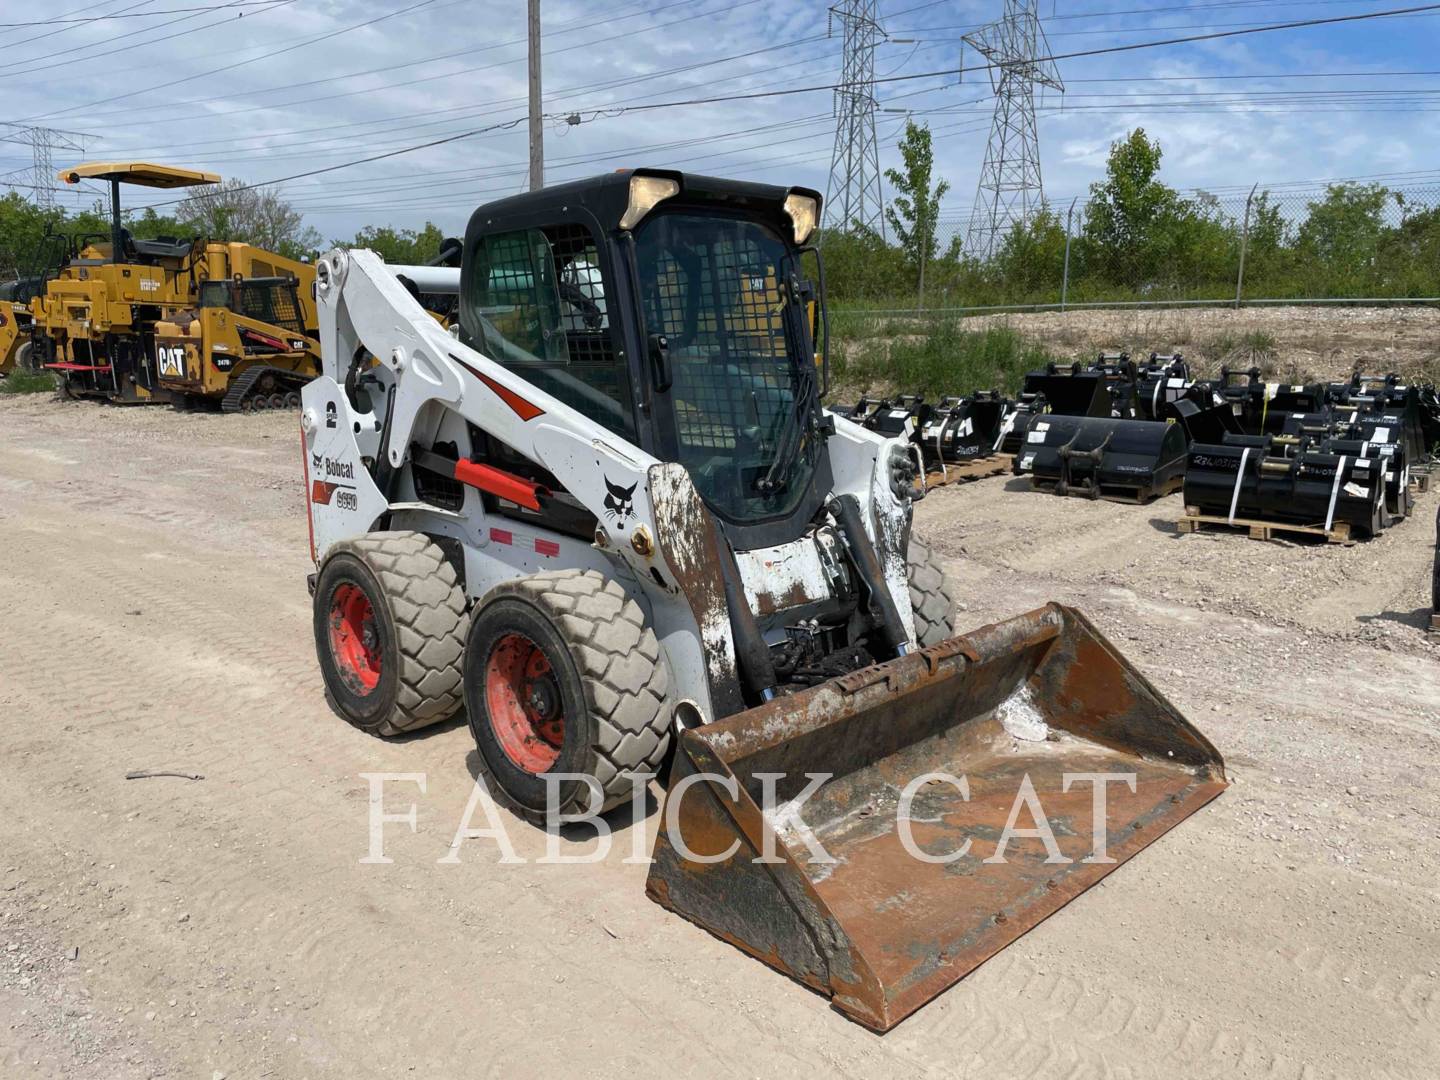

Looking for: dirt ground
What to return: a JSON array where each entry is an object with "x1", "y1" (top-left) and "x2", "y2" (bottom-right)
[{"x1": 1, "y1": 392, "x2": 1438, "y2": 1080}]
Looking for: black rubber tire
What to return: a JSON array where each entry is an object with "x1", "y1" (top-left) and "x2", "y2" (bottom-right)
[
  {"x1": 907, "y1": 530, "x2": 957, "y2": 648},
  {"x1": 15, "y1": 342, "x2": 38, "y2": 375},
  {"x1": 313, "y1": 531, "x2": 469, "y2": 737},
  {"x1": 464, "y1": 569, "x2": 671, "y2": 824}
]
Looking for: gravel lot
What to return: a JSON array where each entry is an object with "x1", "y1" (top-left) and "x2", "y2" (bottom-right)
[{"x1": 0, "y1": 391, "x2": 1437, "y2": 1079}]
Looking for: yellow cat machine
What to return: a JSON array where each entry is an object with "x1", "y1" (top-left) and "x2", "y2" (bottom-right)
[
  {"x1": 32, "y1": 162, "x2": 224, "y2": 403},
  {"x1": 0, "y1": 231, "x2": 72, "y2": 379},
  {"x1": 153, "y1": 250, "x2": 320, "y2": 412},
  {"x1": 35, "y1": 162, "x2": 321, "y2": 408},
  {"x1": 0, "y1": 280, "x2": 38, "y2": 378}
]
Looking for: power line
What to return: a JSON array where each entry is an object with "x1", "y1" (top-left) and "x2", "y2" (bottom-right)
[
  {"x1": 71, "y1": 0, "x2": 706, "y2": 124},
  {"x1": 121, "y1": 4, "x2": 1440, "y2": 213},
  {"x1": 93, "y1": 30, "x2": 832, "y2": 164},
  {"x1": 17, "y1": 0, "x2": 442, "y2": 122},
  {"x1": 0, "y1": 1, "x2": 290, "y2": 27},
  {"x1": 0, "y1": 0, "x2": 292, "y2": 77}
]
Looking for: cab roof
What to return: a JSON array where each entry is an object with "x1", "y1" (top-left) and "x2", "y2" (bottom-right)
[
  {"x1": 57, "y1": 162, "x2": 221, "y2": 189},
  {"x1": 467, "y1": 169, "x2": 821, "y2": 239}
]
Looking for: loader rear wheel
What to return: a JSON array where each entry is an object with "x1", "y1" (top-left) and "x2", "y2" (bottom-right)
[
  {"x1": 15, "y1": 342, "x2": 38, "y2": 375},
  {"x1": 313, "y1": 531, "x2": 469, "y2": 737},
  {"x1": 907, "y1": 531, "x2": 957, "y2": 648},
  {"x1": 465, "y1": 569, "x2": 671, "y2": 825}
]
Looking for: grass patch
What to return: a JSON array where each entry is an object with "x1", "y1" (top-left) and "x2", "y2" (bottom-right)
[
  {"x1": 833, "y1": 323, "x2": 1058, "y2": 400},
  {"x1": 0, "y1": 370, "x2": 56, "y2": 395}
]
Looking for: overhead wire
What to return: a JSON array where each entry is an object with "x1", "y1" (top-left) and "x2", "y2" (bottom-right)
[{"x1": 120, "y1": 3, "x2": 1440, "y2": 214}]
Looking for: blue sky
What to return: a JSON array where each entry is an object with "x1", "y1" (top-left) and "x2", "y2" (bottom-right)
[{"x1": 1, "y1": 0, "x2": 1434, "y2": 241}]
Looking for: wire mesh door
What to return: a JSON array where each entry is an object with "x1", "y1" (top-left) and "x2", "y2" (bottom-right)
[
  {"x1": 635, "y1": 213, "x2": 815, "y2": 520},
  {"x1": 237, "y1": 279, "x2": 304, "y2": 335}
]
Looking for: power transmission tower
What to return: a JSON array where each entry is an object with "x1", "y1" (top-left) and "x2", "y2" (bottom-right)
[
  {"x1": 963, "y1": 0, "x2": 1063, "y2": 260},
  {"x1": 823, "y1": 0, "x2": 886, "y2": 237},
  {"x1": 0, "y1": 124, "x2": 92, "y2": 209}
]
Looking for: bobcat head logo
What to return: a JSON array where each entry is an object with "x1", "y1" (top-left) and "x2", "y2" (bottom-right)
[{"x1": 603, "y1": 477, "x2": 637, "y2": 524}]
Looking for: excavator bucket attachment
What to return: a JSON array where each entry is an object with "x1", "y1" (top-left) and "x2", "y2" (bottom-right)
[{"x1": 647, "y1": 604, "x2": 1227, "y2": 1032}]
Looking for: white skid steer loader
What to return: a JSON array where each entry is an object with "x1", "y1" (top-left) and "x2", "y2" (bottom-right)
[{"x1": 301, "y1": 170, "x2": 1227, "y2": 1032}]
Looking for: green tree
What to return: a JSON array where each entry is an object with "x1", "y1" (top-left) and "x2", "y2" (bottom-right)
[
  {"x1": 175, "y1": 178, "x2": 322, "y2": 259},
  {"x1": 1080, "y1": 128, "x2": 1187, "y2": 286},
  {"x1": 990, "y1": 208, "x2": 1067, "y2": 300},
  {"x1": 1293, "y1": 183, "x2": 1389, "y2": 294},
  {"x1": 345, "y1": 222, "x2": 448, "y2": 264},
  {"x1": 883, "y1": 120, "x2": 950, "y2": 295}
]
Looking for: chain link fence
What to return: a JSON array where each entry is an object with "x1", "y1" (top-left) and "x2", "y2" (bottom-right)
[{"x1": 825, "y1": 180, "x2": 1440, "y2": 314}]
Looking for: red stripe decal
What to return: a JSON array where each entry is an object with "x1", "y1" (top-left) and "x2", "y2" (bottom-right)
[
  {"x1": 311, "y1": 479, "x2": 341, "y2": 506},
  {"x1": 241, "y1": 327, "x2": 288, "y2": 350},
  {"x1": 453, "y1": 357, "x2": 545, "y2": 421},
  {"x1": 535, "y1": 538, "x2": 560, "y2": 558},
  {"x1": 454, "y1": 459, "x2": 547, "y2": 511},
  {"x1": 489, "y1": 528, "x2": 513, "y2": 545}
]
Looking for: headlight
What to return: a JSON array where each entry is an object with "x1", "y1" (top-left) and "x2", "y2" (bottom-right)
[
  {"x1": 619, "y1": 175, "x2": 680, "y2": 230},
  {"x1": 784, "y1": 192, "x2": 819, "y2": 245}
]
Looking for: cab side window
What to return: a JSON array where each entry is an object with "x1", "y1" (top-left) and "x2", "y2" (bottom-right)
[{"x1": 463, "y1": 223, "x2": 636, "y2": 443}]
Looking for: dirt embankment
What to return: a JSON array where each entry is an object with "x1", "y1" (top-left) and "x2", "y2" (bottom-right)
[{"x1": 840, "y1": 304, "x2": 1440, "y2": 395}]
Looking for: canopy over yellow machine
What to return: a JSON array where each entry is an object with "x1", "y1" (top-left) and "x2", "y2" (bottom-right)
[{"x1": 58, "y1": 161, "x2": 220, "y2": 268}]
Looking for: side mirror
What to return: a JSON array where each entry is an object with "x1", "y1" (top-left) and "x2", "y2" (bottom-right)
[{"x1": 649, "y1": 333, "x2": 672, "y2": 392}]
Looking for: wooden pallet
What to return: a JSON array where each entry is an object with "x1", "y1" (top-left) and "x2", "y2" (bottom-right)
[
  {"x1": 1028, "y1": 473, "x2": 1183, "y2": 505},
  {"x1": 1430, "y1": 612, "x2": 1440, "y2": 634},
  {"x1": 924, "y1": 453, "x2": 1013, "y2": 489},
  {"x1": 1410, "y1": 472, "x2": 1431, "y2": 494},
  {"x1": 1176, "y1": 510, "x2": 1355, "y2": 545}
]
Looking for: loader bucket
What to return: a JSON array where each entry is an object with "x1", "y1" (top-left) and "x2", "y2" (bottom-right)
[{"x1": 646, "y1": 604, "x2": 1227, "y2": 1032}]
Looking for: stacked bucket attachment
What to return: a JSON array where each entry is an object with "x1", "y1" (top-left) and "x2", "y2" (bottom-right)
[
  {"x1": 834, "y1": 366, "x2": 1435, "y2": 526},
  {"x1": 1090, "y1": 351, "x2": 1141, "y2": 418},
  {"x1": 998, "y1": 363, "x2": 1111, "y2": 456},
  {"x1": 1016, "y1": 414, "x2": 1188, "y2": 503},
  {"x1": 1009, "y1": 360, "x2": 1192, "y2": 503},
  {"x1": 1183, "y1": 434, "x2": 1387, "y2": 540},
  {"x1": 1135, "y1": 353, "x2": 1199, "y2": 421},
  {"x1": 835, "y1": 393, "x2": 1016, "y2": 487},
  {"x1": 647, "y1": 604, "x2": 1228, "y2": 1032},
  {"x1": 917, "y1": 392, "x2": 1009, "y2": 466},
  {"x1": 1214, "y1": 366, "x2": 1328, "y2": 436},
  {"x1": 1181, "y1": 369, "x2": 1436, "y2": 540}
]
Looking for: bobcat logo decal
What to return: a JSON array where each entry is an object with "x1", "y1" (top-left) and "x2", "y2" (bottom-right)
[{"x1": 603, "y1": 477, "x2": 637, "y2": 525}]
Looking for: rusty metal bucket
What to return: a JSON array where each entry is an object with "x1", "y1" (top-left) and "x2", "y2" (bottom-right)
[{"x1": 646, "y1": 604, "x2": 1227, "y2": 1032}]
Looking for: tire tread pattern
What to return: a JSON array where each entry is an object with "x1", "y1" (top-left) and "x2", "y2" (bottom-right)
[
  {"x1": 907, "y1": 530, "x2": 958, "y2": 648},
  {"x1": 332, "y1": 531, "x2": 468, "y2": 735},
  {"x1": 479, "y1": 568, "x2": 671, "y2": 810}
]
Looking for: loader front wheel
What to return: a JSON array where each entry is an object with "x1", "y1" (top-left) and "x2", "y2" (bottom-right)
[
  {"x1": 313, "y1": 531, "x2": 469, "y2": 737},
  {"x1": 907, "y1": 531, "x2": 957, "y2": 648},
  {"x1": 465, "y1": 569, "x2": 671, "y2": 825}
]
